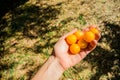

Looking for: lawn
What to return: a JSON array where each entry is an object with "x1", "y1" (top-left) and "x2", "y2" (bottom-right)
[{"x1": 0, "y1": 0, "x2": 120, "y2": 80}]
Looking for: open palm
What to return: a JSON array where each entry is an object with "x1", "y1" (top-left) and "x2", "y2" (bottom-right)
[{"x1": 54, "y1": 26, "x2": 101, "y2": 69}]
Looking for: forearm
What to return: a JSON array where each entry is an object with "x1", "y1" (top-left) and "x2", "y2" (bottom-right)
[{"x1": 32, "y1": 55, "x2": 65, "y2": 80}]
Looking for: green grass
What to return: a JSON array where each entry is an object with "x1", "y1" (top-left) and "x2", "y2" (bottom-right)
[
  {"x1": 78, "y1": 14, "x2": 87, "y2": 25},
  {"x1": 0, "y1": 0, "x2": 120, "y2": 80}
]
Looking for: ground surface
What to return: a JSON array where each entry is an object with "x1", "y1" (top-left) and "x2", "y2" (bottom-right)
[{"x1": 0, "y1": 0, "x2": 120, "y2": 80}]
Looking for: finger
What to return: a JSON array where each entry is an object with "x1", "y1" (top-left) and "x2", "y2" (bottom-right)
[
  {"x1": 85, "y1": 40, "x2": 97, "y2": 54},
  {"x1": 88, "y1": 25, "x2": 97, "y2": 29},
  {"x1": 95, "y1": 32, "x2": 101, "y2": 41},
  {"x1": 82, "y1": 27, "x2": 89, "y2": 33},
  {"x1": 82, "y1": 25, "x2": 97, "y2": 33},
  {"x1": 70, "y1": 52, "x2": 87, "y2": 66},
  {"x1": 60, "y1": 28, "x2": 77, "y2": 39},
  {"x1": 70, "y1": 54, "x2": 83, "y2": 65},
  {"x1": 79, "y1": 51, "x2": 87, "y2": 59},
  {"x1": 90, "y1": 40, "x2": 97, "y2": 48},
  {"x1": 88, "y1": 25, "x2": 100, "y2": 31}
]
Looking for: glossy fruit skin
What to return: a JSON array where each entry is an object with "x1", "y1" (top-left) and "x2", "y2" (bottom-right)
[
  {"x1": 90, "y1": 28, "x2": 99, "y2": 34},
  {"x1": 70, "y1": 44, "x2": 80, "y2": 54},
  {"x1": 66, "y1": 34, "x2": 77, "y2": 44},
  {"x1": 83, "y1": 31, "x2": 95, "y2": 42},
  {"x1": 77, "y1": 40, "x2": 88, "y2": 49},
  {"x1": 74, "y1": 30, "x2": 84, "y2": 40}
]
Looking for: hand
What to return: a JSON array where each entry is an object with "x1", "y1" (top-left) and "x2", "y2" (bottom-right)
[{"x1": 54, "y1": 26, "x2": 101, "y2": 70}]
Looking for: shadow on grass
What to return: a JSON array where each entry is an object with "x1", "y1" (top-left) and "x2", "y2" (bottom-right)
[
  {"x1": 84, "y1": 22, "x2": 120, "y2": 80},
  {"x1": 0, "y1": 1, "x2": 62, "y2": 79},
  {"x1": 0, "y1": 0, "x2": 28, "y2": 57},
  {"x1": 0, "y1": 0, "x2": 28, "y2": 19},
  {"x1": 0, "y1": 2, "x2": 61, "y2": 57}
]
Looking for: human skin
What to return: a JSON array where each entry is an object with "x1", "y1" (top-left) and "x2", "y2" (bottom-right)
[{"x1": 32, "y1": 26, "x2": 101, "y2": 80}]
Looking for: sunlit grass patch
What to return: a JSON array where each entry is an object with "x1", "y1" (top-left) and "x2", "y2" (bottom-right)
[
  {"x1": 0, "y1": 0, "x2": 120, "y2": 80},
  {"x1": 0, "y1": 50, "x2": 44, "y2": 79}
]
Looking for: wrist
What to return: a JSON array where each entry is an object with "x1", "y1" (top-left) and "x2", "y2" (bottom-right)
[
  {"x1": 51, "y1": 55, "x2": 65, "y2": 72},
  {"x1": 32, "y1": 55, "x2": 65, "y2": 80},
  {"x1": 44, "y1": 55, "x2": 65, "y2": 80}
]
